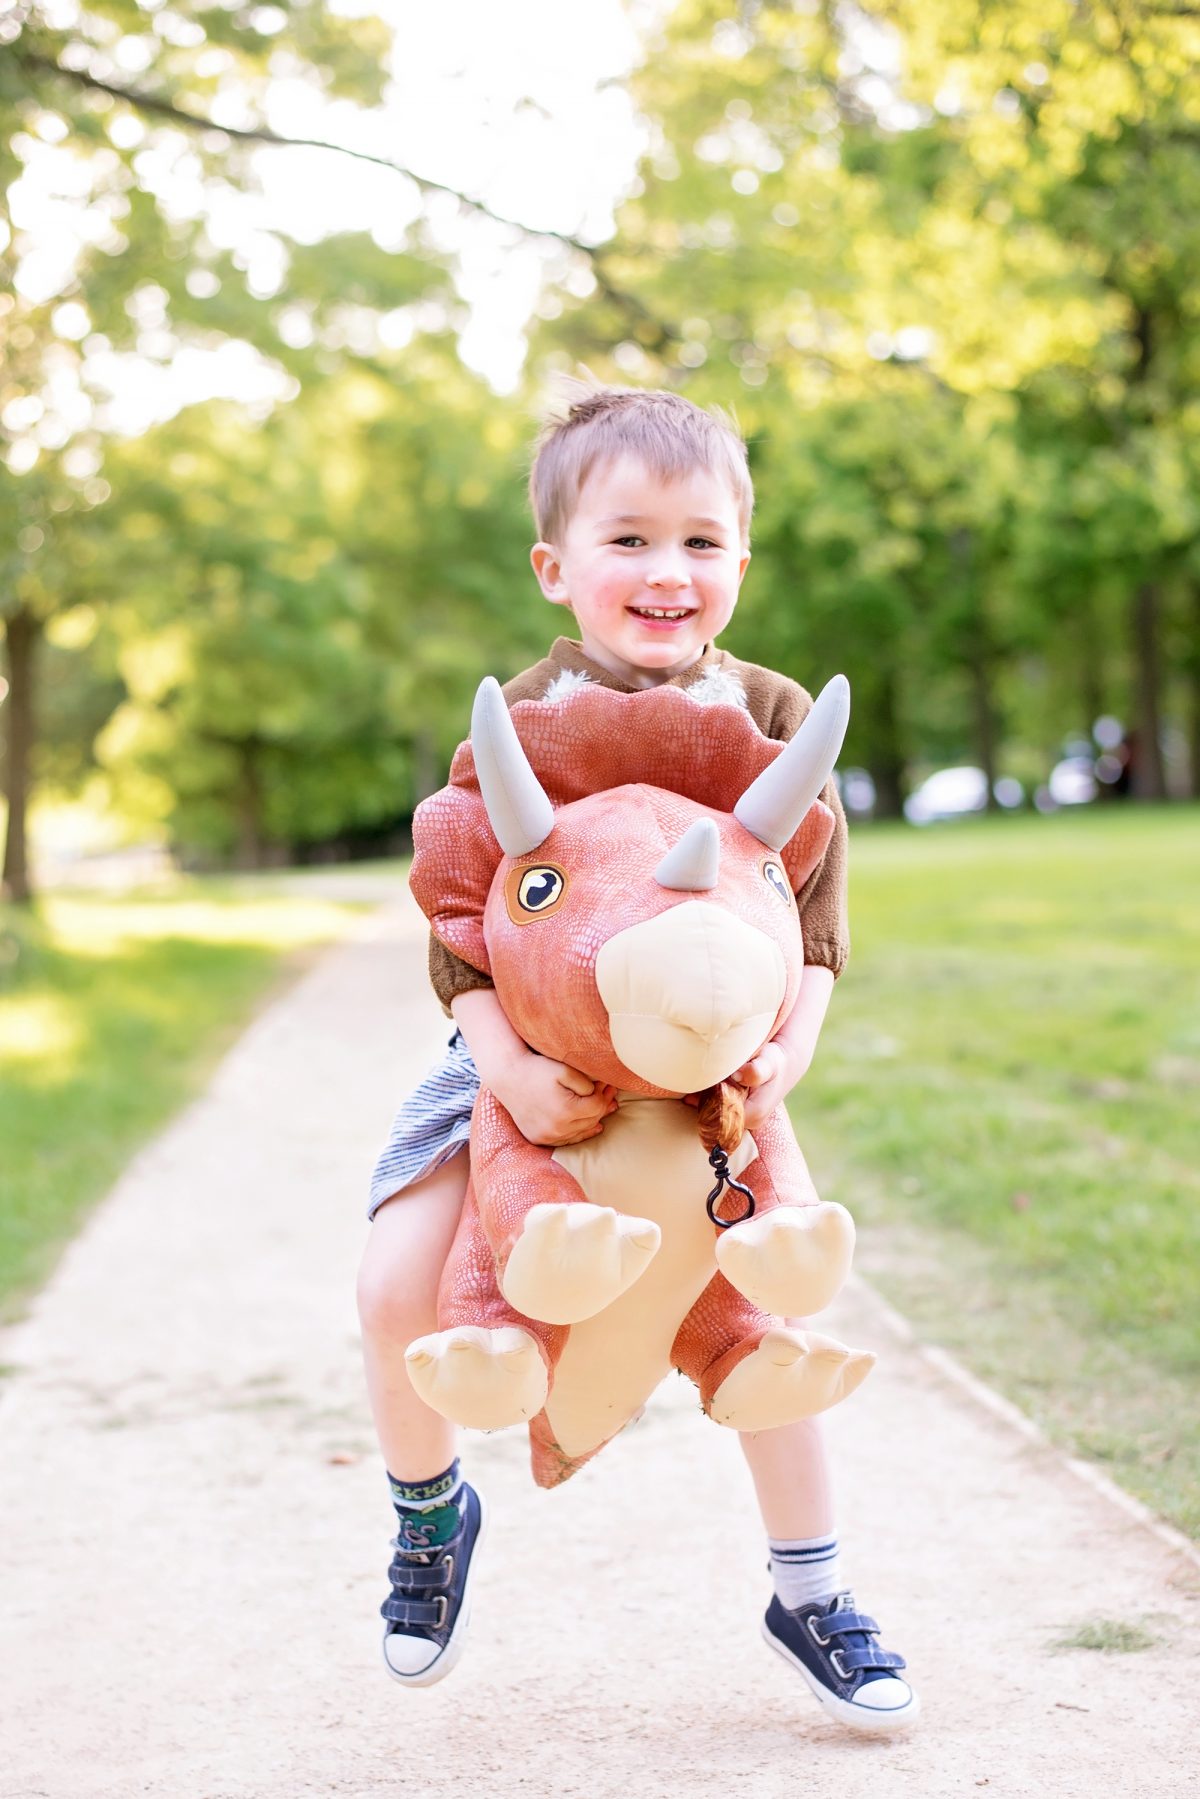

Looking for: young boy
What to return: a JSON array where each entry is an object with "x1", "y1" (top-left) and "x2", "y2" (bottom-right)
[{"x1": 356, "y1": 384, "x2": 918, "y2": 1733}]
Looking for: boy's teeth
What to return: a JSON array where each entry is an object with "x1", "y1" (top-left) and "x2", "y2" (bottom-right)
[{"x1": 634, "y1": 607, "x2": 691, "y2": 619}]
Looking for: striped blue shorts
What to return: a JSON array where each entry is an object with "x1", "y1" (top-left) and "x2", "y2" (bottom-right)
[{"x1": 367, "y1": 1030, "x2": 480, "y2": 1219}]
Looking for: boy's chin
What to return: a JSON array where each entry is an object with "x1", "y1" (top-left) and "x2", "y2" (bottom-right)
[{"x1": 624, "y1": 628, "x2": 706, "y2": 660}]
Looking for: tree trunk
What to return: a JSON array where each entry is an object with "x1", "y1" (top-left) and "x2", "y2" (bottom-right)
[
  {"x1": 1077, "y1": 593, "x2": 1105, "y2": 739},
  {"x1": 870, "y1": 665, "x2": 906, "y2": 821},
  {"x1": 1186, "y1": 582, "x2": 1200, "y2": 801},
  {"x1": 235, "y1": 744, "x2": 264, "y2": 870},
  {"x1": 1130, "y1": 580, "x2": 1167, "y2": 800},
  {"x1": 2, "y1": 608, "x2": 40, "y2": 904},
  {"x1": 970, "y1": 638, "x2": 999, "y2": 810},
  {"x1": 951, "y1": 530, "x2": 999, "y2": 810},
  {"x1": 1121, "y1": 306, "x2": 1168, "y2": 802}
]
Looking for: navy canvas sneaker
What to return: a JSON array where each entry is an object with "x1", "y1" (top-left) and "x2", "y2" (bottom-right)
[
  {"x1": 762, "y1": 1590, "x2": 919, "y2": 1733},
  {"x1": 381, "y1": 1483, "x2": 488, "y2": 1687}
]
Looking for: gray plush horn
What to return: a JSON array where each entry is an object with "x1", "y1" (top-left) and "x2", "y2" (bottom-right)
[
  {"x1": 471, "y1": 676, "x2": 554, "y2": 856},
  {"x1": 734, "y1": 675, "x2": 850, "y2": 851},
  {"x1": 654, "y1": 817, "x2": 720, "y2": 891}
]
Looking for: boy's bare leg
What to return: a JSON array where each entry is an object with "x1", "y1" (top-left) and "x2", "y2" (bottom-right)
[
  {"x1": 739, "y1": 1415, "x2": 834, "y2": 1539},
  {"x1": 356, "y1": 1149, "x2": 467, "y2": 1477}
]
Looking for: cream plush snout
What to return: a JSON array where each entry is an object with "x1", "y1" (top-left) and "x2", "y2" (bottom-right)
[{"x1": 595, "y1": 901, "x2": 787, "y2": 1093}]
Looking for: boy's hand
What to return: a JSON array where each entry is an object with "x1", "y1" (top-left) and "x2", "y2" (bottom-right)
[
  {"x1": 489, "y1": 1051, "x2": 617, "y2": 1148},
  {"x1": 729, "y1": 1039, "x2": 808, "y2": 1131},
  {"x1": 452, "y1": 987, "x2": 616, "y2": 1146},
  {"x1": 722, "y1": 964, "x2": 834, "y2": 1131}
]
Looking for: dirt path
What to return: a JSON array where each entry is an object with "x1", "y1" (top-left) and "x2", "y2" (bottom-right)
[{"x1": 2, "y1": 892, "x2": 1196, "y2": 1799}]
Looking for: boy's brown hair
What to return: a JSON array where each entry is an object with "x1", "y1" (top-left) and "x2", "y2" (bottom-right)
[{"x1": 530, "y1": 378, "x2": 754, "y2": 546}]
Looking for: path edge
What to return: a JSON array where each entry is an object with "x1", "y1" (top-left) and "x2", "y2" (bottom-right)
[{"x1": 852, "y1": 1272, "x2": 1200, "y2": 1573}]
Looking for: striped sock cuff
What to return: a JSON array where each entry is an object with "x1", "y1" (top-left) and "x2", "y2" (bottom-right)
[
  {"x1": 769, "y1": 1531, "x2": 843, "y2": 1609},
  {"x1": 387, "y1": 1458, "x2": 463, "y2": 1512}
]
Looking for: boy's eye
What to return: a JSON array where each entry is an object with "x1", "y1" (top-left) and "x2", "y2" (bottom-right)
[
  {"x1": 613, "y1": 535, "x2": 645, "y2": 547},
  {"x1": 686, "y1": 536, "x2": 719, "y2": 549}
]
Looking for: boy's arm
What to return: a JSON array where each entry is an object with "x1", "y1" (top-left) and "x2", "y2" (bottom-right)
[
  {"x1": 731, "y1": 965, "x2": 834, "y2": 1131},
  {"x1": 451, "y1": 987, "x2": 616, "y2": 1148},
  {"x1": 429, "y1": 933, "x2": 493, "y2": 1014}
]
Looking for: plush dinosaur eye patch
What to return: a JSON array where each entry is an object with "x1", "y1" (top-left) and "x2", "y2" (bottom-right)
[
  {"x1": 762, "y1": 860, "x2": 793, "y2": 906},
  {"x1": 506, "y1": 863, "x2": 568, "y2": 924}
]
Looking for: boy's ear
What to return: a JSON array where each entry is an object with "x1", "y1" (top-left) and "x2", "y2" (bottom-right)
[
  {"x1": 531, "y1": 543, "x2": 571, "y2": 607},
  {"x1": 737, "y1": 546, "x2": 751, "y2": 585}
]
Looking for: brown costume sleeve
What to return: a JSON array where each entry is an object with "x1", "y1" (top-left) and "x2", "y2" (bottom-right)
[{"x1": 428, "y1": 933, "x2": 493, "y2": 1015}]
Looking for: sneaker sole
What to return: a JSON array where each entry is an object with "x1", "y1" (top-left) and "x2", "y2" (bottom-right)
[
  {"x1": 761, "y1": 1616, "x2": 921, "y2": 1735},
  {"x1": 382, "y1": 1491, "x2": 490, "y2": 1690}
]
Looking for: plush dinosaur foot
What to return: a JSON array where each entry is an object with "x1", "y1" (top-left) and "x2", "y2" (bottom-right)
[
  {"x1": 500, "y1": 1201, "x2": 661, "y2": 1325},
  {"x1": 714, "y1": 1201, "x2": 855, "y2": 1317},
  {"x1": 405, "y1": 1326, "x2": 547, "y2": 1430},
  {"x1": 708, "y1": 1328, "x2": 875, "y2": 1431}
]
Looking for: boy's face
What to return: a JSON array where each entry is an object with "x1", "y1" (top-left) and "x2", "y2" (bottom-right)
[{"x1": 531, "y1": 456, "x2": 750, "y2": 687}]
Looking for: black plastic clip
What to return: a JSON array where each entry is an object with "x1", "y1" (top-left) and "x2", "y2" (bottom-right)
[{"x1": 705, "y1": 1146, "x2": 756, "y2": 1229}]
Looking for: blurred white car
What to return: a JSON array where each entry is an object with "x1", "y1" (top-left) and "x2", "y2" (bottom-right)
[
  {"x1": 834, "y1": 766, "x2": 877, "y2": 819},
  {"x1": 1047, "y1": 756, "x2": 1098, "y2": 805},
  {"x1": 904, "y1": 766, "x2": 1024, "y2": 824}
]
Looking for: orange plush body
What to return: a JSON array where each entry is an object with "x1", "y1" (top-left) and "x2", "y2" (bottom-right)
[{"x1": 406, "y1": 678, "x2": 872, "y2": 1487}]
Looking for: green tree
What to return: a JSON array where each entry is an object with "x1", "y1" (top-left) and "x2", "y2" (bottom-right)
[
  {"x1": 0, "y1": 0, "x2": 450, "y2": 895},
  {"x1": 93, "y1": 339, "x2": 536, "y2": 862}
]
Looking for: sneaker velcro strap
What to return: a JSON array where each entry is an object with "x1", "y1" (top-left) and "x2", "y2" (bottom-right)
[
  {"x1": 381, "y1": 1596, "x2": 446, "y2": 1627},
  {"x1": 840, "y1": 1646, "x2": 906, "y2": 1673},
  {"x1": 387, "y1": 1557, "x2": 452, "y2": 1591},
  {"x1": 826, "y1": 1612, "x2": 879, "y2": 1636}
]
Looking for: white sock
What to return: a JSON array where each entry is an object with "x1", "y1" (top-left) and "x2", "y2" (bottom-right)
[{"x1": 769, "y1": 1531, "x2": 843, "y2": 1609}]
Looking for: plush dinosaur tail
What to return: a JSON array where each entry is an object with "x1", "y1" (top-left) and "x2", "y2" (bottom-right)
[{"x1": 528, "y1": 1408, "x2": 625, "y2": 1489}]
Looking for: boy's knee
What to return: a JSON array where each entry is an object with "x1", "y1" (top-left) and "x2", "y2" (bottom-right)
[
  {"x1": 357, "y1": 1222, "x2": 437, "y2": 1343},
  {"x1": 357, "y1": 1157, "x2": 466, "y2": 1343},
  {"x1": 357, "y1": 1263, "x2": 434, "y2": 1346}
]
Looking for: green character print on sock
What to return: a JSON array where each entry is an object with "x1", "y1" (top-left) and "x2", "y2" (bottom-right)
[{"x1": 397, "y1": 1500, "x2": 460, "y2": 1551}]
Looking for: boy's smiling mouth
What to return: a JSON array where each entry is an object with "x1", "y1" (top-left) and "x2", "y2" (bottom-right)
[{"x1": 627, "y1": 606, "x2": 697, "y2": 621}]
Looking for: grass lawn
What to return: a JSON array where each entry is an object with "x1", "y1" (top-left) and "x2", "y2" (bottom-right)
[
  {"x1": 0, "y1": 878, "x2": 361, "y2": 1323},
  {"x1": 792, "y1": 804, "x2": 1200, "y2": 1537}
]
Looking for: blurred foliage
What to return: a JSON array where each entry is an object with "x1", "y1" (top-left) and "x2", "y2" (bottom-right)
[
  {"x1": 536, "y1": 0, "x2": 1200, "y2": 807},
  {"x1": 93, "y1": 344, "x2": 538, "y2": 859},
  {"x1": 3, "y1": 0, "x2": 1200, "y2": 883}
]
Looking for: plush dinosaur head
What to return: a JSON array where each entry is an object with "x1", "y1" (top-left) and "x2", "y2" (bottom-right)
[{"x1": 411, "y1": 678, "x2": 849, "y2": 1097}]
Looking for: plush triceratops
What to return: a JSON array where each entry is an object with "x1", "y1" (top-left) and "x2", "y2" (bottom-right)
[{"x1": 405, "y1": 675, "x2": 874, "y2": 1488}]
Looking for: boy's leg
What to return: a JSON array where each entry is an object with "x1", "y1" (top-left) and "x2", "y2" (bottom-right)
[
  {"x1": 740, "y1": 1416, "x2": 834, "y2": 1541},
  {"x1": 358, "y1": 1156, "x2": 465, "y2": 1477},
  {"x1": 357, "y1": 1150, "x2": 487, "y2": 1687},
  {"x1": 739, "y1": 1418, "x2": 919, "y2": 1734}
]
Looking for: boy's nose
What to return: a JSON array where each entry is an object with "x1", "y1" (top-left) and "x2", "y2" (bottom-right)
[{"x1": 646, "y1": 562, "x2": 691, "y2": 591}]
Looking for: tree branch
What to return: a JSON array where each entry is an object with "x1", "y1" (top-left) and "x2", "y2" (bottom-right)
[
  {"x1": 18, "y1": 51, "x2": 578, "y2": 242},
  {"x1": 19, "y1": 48, "x2": 677, "y2": 348}
]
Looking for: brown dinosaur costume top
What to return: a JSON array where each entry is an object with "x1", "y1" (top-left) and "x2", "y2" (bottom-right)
[{"x1": 406, "y1": 677, "x2": 873, "y2": 1488}]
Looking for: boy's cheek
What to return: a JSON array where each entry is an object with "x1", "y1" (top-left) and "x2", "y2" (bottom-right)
[{"x1": 591, "y1": 575, "x2": 634, "y2": 609}]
